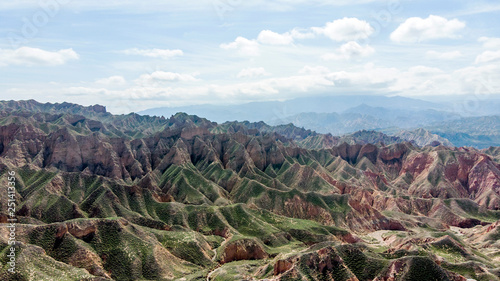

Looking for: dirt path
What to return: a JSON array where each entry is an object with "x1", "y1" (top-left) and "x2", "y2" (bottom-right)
[
  {"x1": 207, "y1": 234, "x2": 232, "y2": 280},
  {"x1": 366, "y1": 230, "x2": 391, "y2": 244}
]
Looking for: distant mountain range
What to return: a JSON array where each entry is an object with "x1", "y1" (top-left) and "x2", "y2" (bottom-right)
[
  {"x1": 423, "y1": 115, "x2": 500, "y2": 148},
  {"x1": 139, "y1": 95, "x2": 442, "y2": 123},
  {"x1": 138, "y1": 95, "x2": 500, "y2": 148},
  {"x1": 393, "y1": 128, "x2": 454, "y2": 147}
]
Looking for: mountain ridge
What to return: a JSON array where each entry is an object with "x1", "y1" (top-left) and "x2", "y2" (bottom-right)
[
  {"x1": 137, "y1": 97, "x2": 500, "y2": 148},
  {"x1": 1, "y1": 100, "x2": 500, "y2": 280}
]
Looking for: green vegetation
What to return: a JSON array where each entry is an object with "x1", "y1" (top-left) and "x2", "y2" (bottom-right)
[
  {"x1": 336, "y1": 244, "x2": 389, "y2": 280},
  {"x1": 2, "y1": 101, "x2": 500, "y2": 280}
]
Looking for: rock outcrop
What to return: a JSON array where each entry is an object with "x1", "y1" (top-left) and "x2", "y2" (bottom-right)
[{"x1": 220, "y1": 239, "x2": 268, "y2": 264}]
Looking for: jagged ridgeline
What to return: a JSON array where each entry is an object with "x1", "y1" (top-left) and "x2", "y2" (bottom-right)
[{"x1": 1, "y1": 100, "x2": 500, "y2": 281}]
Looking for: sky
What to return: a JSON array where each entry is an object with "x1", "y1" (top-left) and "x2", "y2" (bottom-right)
[{"x1": 1, "y1": 0, "x2": 500, "y2": 114}]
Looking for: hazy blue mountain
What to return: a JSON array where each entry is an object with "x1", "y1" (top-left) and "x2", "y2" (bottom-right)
[
  {"x1": 269, "y1": 104, "x2": 461, "y2": 135},
  {"x1": 344, "y1": 104, "x2": 460, "y2": 128},
  {"x1": 268, "y1": 111, "x2": 393, "y2": 135},
  {"x1": 425, "y1": 115, "x2": 500, "y2": 148},
  {"x1": 138, "y1": 95, "x2": 441, "y2": 123},
  {"x1": 393, "y1": 128, "x2": 453, "y2": 147}
]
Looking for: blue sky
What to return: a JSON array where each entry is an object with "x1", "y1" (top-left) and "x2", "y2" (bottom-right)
[{"x1": 1, "y1": 0, "x2": 500, "y2": 113}]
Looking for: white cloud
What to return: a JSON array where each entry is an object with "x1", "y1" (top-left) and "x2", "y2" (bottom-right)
[
  {"x1": 257, "y1": 30, "x2": 294, "y2": 45},
  {"x1": 312, "y1": 17, "x2": 374, "y2": 42},
  {"x1": 16, "y1": 60, "x2": 500, "y2": 113},
  {"x1": 220, "y1": 37, "x2": 260, "y2": 56},
  {"x1": 95, "y1": 76, "x2": 127, "y2": 86},
  {"x1": 390, "y1": 66, "x2": 450, "y2": 95},
  {"x1": 135, "y1": 71, "x2": 198, "y2": 86},
  {"x1": 407, "y1": 65, "x2": 444, "y2": 75},
  {"x1": 475, "y1": 50, "x2": 500, "y2": 64},
  {"x1": 389, "y1": 64, "x2": 500, "y2": 96},
  {"x1": 426, "y1": 50, "x2": 463, "y2": 60},
  {"x1": 453, "y1": 64, "x2": 500, "y2": 95},
  {"x1": 322, "y1": 41, "x2": 375, "y2": 60},
  {"x1": 52, "y1": 68, "x2": 337, "y2": 108},
  {"x1": 0, "y1": 47, "x2": 79, "y2": 67},
  {"x1": 121, "y1": 48, "x2": 183, "y2": 59},
  {"x1": 298, "y1": 65, "x2": 330, "y2": 75},
  {"x1": 65, "y1": 87, "x2": 109, "y2": 96},
  {"x1": 327, "y1": 63, "x2": 399, "y2": 86},
  {"x1": 255, "y1": 28, "x2": 315, "y2": 45},
  {"x1": 220, "y1": 18, "x2": 375, "y2": 57},
  {"x1": 203, "y1": 73, "x2": 335, "y2": 98},
  {"x1": 289, "y1": 28, "x2": 315, "y2": 39},
  {"x1": 237, "y1": 67, "x2": 270, "y2": 78},
  {"x1": 390, "y1": 15, "x2": 466, "y2": 43},
  {"x1": 260, "y1": 74, "x2": 335, "y2": 92},
  {"x1": 478, "y1": 37, "x2": 500, "y2": 49}
]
